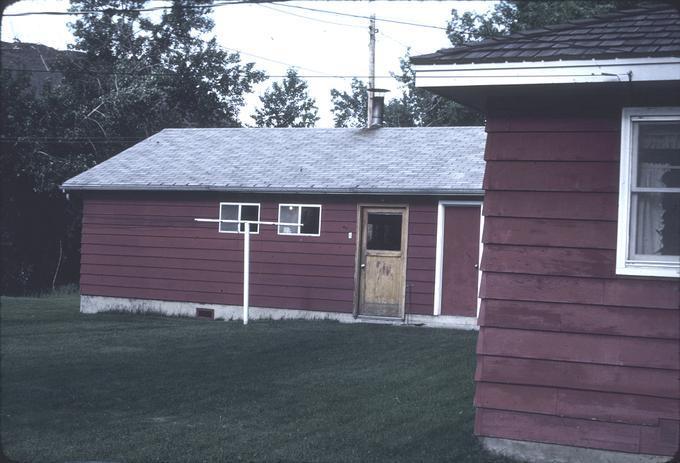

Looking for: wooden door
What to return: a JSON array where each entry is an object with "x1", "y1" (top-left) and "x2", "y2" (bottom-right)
[
  {"x1": 358, "y1": 207, "x2": 408, "y2": 318},
  {"x1": 440, "y1": 205, "x2": 481, "y2": 317}
]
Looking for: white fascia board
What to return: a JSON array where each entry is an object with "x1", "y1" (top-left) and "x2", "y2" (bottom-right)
[{"x1": 414, "y1": 57, "x2": 680, "y2": 88}]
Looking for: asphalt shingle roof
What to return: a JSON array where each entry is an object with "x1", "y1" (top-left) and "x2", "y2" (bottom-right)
[
  {"x1": 62, "y1": 127, "x2": 487, "y2": 194},
  {"x1": 411, "y1": 3, "x2": 680, "y2": 65}
]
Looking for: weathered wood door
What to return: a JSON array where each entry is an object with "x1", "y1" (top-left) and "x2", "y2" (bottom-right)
[
  {"x1": 440, "y1": 205, "x2": 481, "y2": 317},
  {"x1": 358, "y1": 206, "x2": 408, "y2": 318}
]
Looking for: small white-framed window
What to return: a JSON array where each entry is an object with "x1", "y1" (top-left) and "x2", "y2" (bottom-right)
[
  {"x1": 219, "y1": 202, "x2": 260, "y2": 234},
  {"x1": 277, "y1": 204, "x2": 322, "y2": 236},
  {"x1": 616, "y1": 107, "x2": 680, "y2": 278}
]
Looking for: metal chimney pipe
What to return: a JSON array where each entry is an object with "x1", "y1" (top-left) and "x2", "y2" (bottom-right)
[
  {"x1": 370, "y1": 95, "x2": 384, "y2": 128},
  {"x1": 367, "y1": 88, "x2": 388, "y2": 129}
]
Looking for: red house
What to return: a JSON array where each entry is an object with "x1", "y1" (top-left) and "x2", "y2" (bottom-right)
[
  {"x1": 413, "y1": 4, "x2": 679, "y2": 462},
  {"x1": 62, "y1": 127, "x2": 486, "y2": 328}
]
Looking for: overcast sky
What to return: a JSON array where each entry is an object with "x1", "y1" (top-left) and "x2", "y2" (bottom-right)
[{"x1": 2, "y1": 0, "x2": 495, "y2": 126}]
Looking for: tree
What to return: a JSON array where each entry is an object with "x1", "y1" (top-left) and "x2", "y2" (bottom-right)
[
  {"x1": 447, "y1": 0, "x2": 640, "y2": 45},
  {"x1": 1, "y1": 0, "x2": 267, "y2": 294},
  {"x1": 329, "y1": 52, "x2": 483, "y2": 128},
  {"x1": 67, "y1": 0, "x2": 266, "y2": 134},
  {"x1": 330, "y1": 78, "x2": 368, "y2": 128},
  {"x1": 252, "y1": 69, "x2": 319, "y2": 128}
]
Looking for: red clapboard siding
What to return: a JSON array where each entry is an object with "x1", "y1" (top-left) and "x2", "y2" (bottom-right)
[
  {"x1": 474, "y1": 382, "x2": 679, "y2": 425},
  {"x1": 478, "y1": 327, "x2": 678, "y2": 369},
  {"x1": 484, "y1": 132, "x2": 620, "y2": 161},
  {"x1": 481, "y1": 244, "x2": 616, "y2": 278},
  {"x1": 81, "y1": 264, "x2": 356, "y2": 290},
  {"x1": 480, "y1": 273, "x2": 680, "y2": 309},
  {"x1": 482, "y1": 217, "x2": 617, "y2": 250},
  {"x1": 476, "y1": 356, "x2": 678, "y2": 399},
  {"x1": 483, "y1": 161, "x2": 619, "y2": 192},
  {"x1": 479, "y1": 299, "x2": 679, "y2": 339},
  {"x1": 639, "y1": 420, "x2": 680, "y2": 456},
  {"x1": 483, "y1": 191, "x2": 618, "y2": 221},
  {"x1": 485, "y1": 114, "x2": 620, "y2": 133},
  {"x1": 82, "y1": 234, "x2": 357, "y2": 256},
  {"x1": 80, "y1": 194, "x2": 444, "y2": 315},
  {"x1": 80, "y1": 254, "x2": 352, "y2": 276},
  {"x1": 476, "y1": 117, "x2": 679, "y2": 457},
  {"x1": 475, "y1": 408, "x2": 644, "y2": 454}
]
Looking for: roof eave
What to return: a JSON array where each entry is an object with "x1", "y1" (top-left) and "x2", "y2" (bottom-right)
[
  {"x1": 60, "y1": 184, "x2": 484, "y2": 196},
  {"x1": 414, "y1": 57, "x2": 680, "y2": 88}
]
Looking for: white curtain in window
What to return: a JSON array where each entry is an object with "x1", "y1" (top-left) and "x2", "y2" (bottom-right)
[{"x1": 635, "y1": 163, "x2": 671, "y2": 255}]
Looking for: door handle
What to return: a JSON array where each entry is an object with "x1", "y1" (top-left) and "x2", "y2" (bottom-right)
[
  {"x1": 474, "y1": 264, "x2": 479, "y2": 269},
  {"x1": 361, "y1": 263, "x2": 366, "y2": 269}
]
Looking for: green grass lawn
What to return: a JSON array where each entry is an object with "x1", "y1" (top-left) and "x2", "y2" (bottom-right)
[{"x1": 1, "y1": 294, "x2": 518, "y2": 463}]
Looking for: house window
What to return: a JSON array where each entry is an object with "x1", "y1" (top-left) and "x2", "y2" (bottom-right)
[
  {"x1": 278, "y1": 204, "x2": 321, "y2": 236},
  {"x1": 219, "y1": 203, "x2": 260, "y2": 234},
  {"x1": 617, "y1": 108, "x2": 680, "y2": 278}
]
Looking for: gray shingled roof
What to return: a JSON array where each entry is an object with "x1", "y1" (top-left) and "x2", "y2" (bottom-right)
[
  {"x1": 62, "y1": 127, "x2": 486, "y2": 195},
  {"x1": 411, "y1": 3, "x2": 680, "y2": 65}
]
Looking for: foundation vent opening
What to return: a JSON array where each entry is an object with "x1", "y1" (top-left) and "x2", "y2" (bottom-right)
[{"x1": 196, "y1": 308, "x2": 215, "y2": 320}]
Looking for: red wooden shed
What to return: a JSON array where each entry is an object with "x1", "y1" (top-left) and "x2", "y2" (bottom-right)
[
  {"x1": 413, "y1": 4, "x2": 679, "y2": 462},
  {"x1": 62, "y1": 127, "x2": 487, "y2": 328}
]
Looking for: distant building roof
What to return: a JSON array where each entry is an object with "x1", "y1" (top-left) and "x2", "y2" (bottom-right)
[
  {"x1": 411, "y1": 3, "x2": 680, "y2": 65},
  {"x1": 62, "y1": 127, "x2": 486, "y2": 195}
]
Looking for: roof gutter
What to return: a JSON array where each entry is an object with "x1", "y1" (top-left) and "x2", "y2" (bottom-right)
[
  {"x1": 414, "y1": 57, "x2": 680, "y2": 88},
  {"x1": 60, "y1": 184, "x2": 484, "y2": 196}
]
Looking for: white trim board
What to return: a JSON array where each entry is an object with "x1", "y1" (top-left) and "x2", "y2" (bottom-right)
[
  {"x1": 414, "y1": 57, "x2": 680, "y2": 88},
  {"x1": 80, "y1": 295, "x2": 479, "y2": 330},
  {"x1": 433, "y1": 200, "x2": 483, "y2": 317}
]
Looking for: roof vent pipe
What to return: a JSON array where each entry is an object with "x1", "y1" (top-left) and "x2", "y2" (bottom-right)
[{"x1": 367, "y1": 88, "x2": 388, "y2": 129}]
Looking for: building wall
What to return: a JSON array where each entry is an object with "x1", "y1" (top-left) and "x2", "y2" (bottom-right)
[
  {"x1": 475, "y1": 112, "x2": 680, "y2": 456},
  {"x1": 79, "y1": 192, "x2": 460, "y2": 316}
]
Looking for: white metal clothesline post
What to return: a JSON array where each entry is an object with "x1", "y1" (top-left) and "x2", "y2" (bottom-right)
[{"x1": 194, "y1": 217, "x2": 302, "y2": 325}]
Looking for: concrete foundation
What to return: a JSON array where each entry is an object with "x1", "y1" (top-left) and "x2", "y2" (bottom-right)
[
  {"x1": 481, "y1": 437, "x2": 671, "y2": 463},
  {"x1": 80, "y1": 295, "x2": 479, "y2": 330}
]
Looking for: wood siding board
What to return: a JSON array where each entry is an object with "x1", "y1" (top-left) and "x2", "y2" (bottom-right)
[
  {"x1": 484, "y1": 132, "x2": 620, "y2": 161},
  {"x1": 480, "y1": 273, "x2": 679, "y2": 310},
  {"x1": 477, "y1": 327, "x2": 679, "y2": 370},
  {"x1": 483, "y1": 161, "x2": 619, "y2": 192},
  {"x1": 479, "y1": 299, "x2": 680, "y2": 339},
  {"x1": 481, "y1": 244, "x2": 616, "y2": 278},
  {"x1": 482, "y1": 191, "x2": 618, "y2": 221},
  {"x1": 639, "y1": 420, "x2": 680, "y2": 456},
  {"x1": 485, "y1": 115, "x2": 620, "y2": 133},
  {"x1": 475, "y1": 408, "x2": 642, "y2": 454},
  {"x1": 475, "y1": 383, "x2": 679, "y2": 425},
  {"x1": 476, "y1": 356, "x2": 679, "y2": 399},
  {"x1": 482, "y1": 217, "x2": 617, "y2": 250}
]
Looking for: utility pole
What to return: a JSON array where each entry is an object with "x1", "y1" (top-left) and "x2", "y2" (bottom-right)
[{"x1": 367, "y1": 13, "x2": 376, "y2": 125}]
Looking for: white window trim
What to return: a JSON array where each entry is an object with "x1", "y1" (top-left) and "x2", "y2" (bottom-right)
[
  {"x1": 616, "y1": 107, "x2": 680, "y2": 278},
  {"x1": 218, "y1": 202, "x2": 261, "y2": 235},
  {"x1": 433, "y1": 200, "x2": 484, "y2": 318},
  {"x1": 277, "y1": 204, "x2": 322, "y2": 237}
]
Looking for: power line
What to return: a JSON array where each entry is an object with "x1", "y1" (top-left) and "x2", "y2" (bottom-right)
[
  {"x1": 4, "y1": 0, "x2": 450, "y2": 31},
  {"x1": 271, "y1": 3, "x2": 448, "y2": 31},
  {"x1": 2, "y1": 0, "x2": 281, "y2": 17},
  {"x1": 2, "y1": 68, "x2": 395, "y2": 79},
  {"x1": 258, "y1": 3, "x2": 365, "y2": 29}
]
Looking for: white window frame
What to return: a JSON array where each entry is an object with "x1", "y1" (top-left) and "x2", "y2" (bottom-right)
[
  {"x1": 218, "y1": 202, "x2": 261, "y2": 235},
  {"x1": 277, "y1": 204, "x2": 322, "y2": 237},
  {"x1": 616, "y1": 107, "x2": 680, "y2": 278}
]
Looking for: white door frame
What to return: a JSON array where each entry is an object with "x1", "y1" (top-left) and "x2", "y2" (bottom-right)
[{"x1": 433, "y1": 200, "x2": 484, "y2": 317}]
